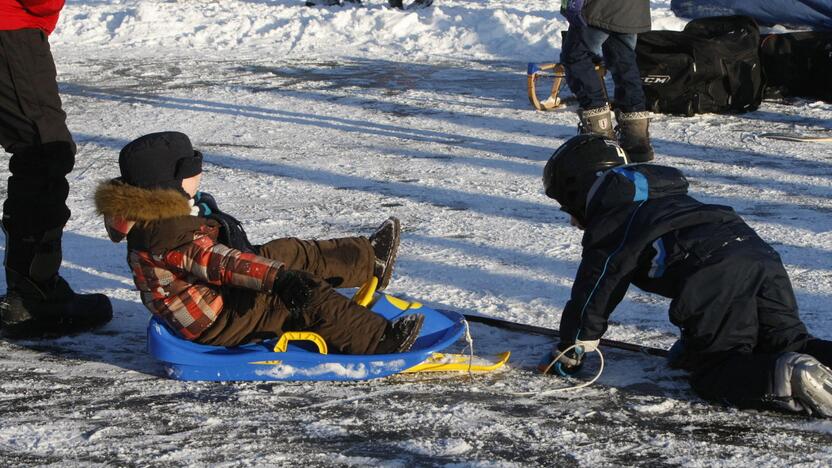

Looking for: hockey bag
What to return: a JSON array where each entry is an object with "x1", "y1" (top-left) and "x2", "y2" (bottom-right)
[
  {"x1": 636, "y1": 15, "x2": 763, "y2": 116},
  {"x1": 760, "y1": 32, "x2": 832, "y2": 103}
]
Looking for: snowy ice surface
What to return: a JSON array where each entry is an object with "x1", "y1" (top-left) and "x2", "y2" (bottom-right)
[{"x1": 1, "y1": 0, "x2": 831, "y2": 465}]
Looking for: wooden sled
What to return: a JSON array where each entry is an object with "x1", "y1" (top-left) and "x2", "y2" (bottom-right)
[{"x1": 527, "y1": 62, "x2": 607, "y2": 111}]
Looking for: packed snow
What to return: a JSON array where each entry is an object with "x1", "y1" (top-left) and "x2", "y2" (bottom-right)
[{"x1": 1, "y1": 0, "x2": 831, "y2": 465}]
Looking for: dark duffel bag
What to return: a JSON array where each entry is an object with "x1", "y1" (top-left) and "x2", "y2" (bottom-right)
[
  {"x1": 761, "y1": 32, "x2": 832, "y2": 102},
  {"x1": 636, "y1": 15, "x2": 763, "y2": 116}
]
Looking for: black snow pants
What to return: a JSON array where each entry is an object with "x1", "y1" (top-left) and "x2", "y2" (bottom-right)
[
  {"x1": 670, "y1": 235, "x2": 832, "y2": 409},
  {"x1": 0, "y1": 29, "x2": 75, "y2": 282}
]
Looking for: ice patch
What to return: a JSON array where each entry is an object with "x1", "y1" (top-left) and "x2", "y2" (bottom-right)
[
  {"x1": 256, "y1": 363, "x2": 371, "y2": 379},
  {"x1": 254, "y1": 359, "x2": 409, "y2": 379},
  {"x1": 398, "y1": 437, "x2": 473, "y2": 457},
  {"x1": 0, "y1": 424, "x2": 87, "y2": 452},
  {"x1": 801, "y1": 420, "x2": 832, "y2": 435},
  {"x1": 306, "y1": 420, "x2": 348, "y2": 438},
  {"x1": 631, "y1": 399, "x2": 677, "y2": 414}
]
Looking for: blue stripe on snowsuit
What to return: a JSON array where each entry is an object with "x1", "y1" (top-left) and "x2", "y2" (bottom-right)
[
  {"x1": 575, "y1": 200, "x2": 647, "y2": 342},
  {"x1": 612, "y1": 167, "x2": 649, "y2": 202},
  {"x1": 648, "y1": 237, "x2": 666, "y2": 278}
]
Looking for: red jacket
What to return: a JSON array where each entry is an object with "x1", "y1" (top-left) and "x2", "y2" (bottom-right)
[{"x1": 0, "y1": 0, "x2": 65, "y2": 35}]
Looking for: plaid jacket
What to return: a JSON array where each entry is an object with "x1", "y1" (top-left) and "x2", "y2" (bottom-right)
[
  {"x1": 129, "y1": 226, "x2": 282, "y2": 340},
  {"x1": 95, "y1": 180, "x2": 283, "y2": 340}
]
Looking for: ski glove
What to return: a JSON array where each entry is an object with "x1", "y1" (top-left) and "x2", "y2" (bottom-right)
[
  {"x1": 539, "y1": 342, "x2": 585, "y2": 376},
  {"x1": 194, "y1": 191, "x2": 219, "y2": 216},
  {"x1": 575, "y1": 339, "x2": 600, "y2": 353},
  {"x1": 272, "y1": 269, "x2": 320, "y2": 317},
  {"x1": 561, "y1": 0, "x2": 586, "y2": 26}
]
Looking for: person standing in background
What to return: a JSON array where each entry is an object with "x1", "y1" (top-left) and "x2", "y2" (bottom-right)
[
  {"x1": 0, "y1": 0, "x2": 112, "y2": 337},
  {"x1": 560, "y1": 0, "x2": 655, "y2": 162}
]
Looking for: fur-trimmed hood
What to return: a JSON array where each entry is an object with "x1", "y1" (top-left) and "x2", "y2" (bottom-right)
[{"x1": 95, "y1": 179, "x2": 193, "y2": 243}]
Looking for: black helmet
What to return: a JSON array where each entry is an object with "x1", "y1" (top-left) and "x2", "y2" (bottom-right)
[{"x1": 542, "y1": 134, "x2": 629, "y2": 221}]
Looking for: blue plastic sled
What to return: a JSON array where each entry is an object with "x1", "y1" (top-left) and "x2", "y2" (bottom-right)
[{"x1": 147, "y1": 293, "x2": 466, "y2": 381}]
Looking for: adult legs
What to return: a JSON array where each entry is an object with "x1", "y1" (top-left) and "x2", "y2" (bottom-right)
[
  {"x1": 602, "y1": 31, "x2": 654, "y2": 160},
  {"x1": 0, "y1": 29, "x2": 111, "y2": 337},
  {"x1": 561, "y1": 24, "x2": 609, "y2": 111},
  {"x1": 601, "y1": 32, "x2": 646, "y2": 113}
]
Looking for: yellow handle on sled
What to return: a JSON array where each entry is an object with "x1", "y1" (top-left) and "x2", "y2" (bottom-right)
[
  {"x1": 352, "y1": 276, "x2": 378, "y2": 307},
  {"x1": 273, "y1": 332, "x2": 328, "y2": 354}
]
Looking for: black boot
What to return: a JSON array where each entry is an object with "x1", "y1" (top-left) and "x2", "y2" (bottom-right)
[
  {"x1": 577, "y1": 105, "x2": 614, "y2": 139},
  {"x1": 388, "y1": 0, "x2": 404, "y2": 8},
  {"x1": 615, "y1": 110, "x2": 655, "y2": 162},
  {"x1": 1, "y1": 271, "x2": 112, "y2": 338},
  {"x1": 375, "y1": 313, "x2": 425, "y2": 354},
  {"x1": 369, "y1": 217, "x2": 401, "y2": 290}
]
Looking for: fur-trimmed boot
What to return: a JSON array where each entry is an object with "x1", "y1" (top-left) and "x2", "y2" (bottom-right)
[
  {"x1": 577, "y1": 105, "x2": 614, "y2": 139},
  {"x1": 615, "y1": 110, "x2": 655, "y2": 162}
]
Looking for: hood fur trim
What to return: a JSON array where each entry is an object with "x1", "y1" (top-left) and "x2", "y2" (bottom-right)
[{"x1": 95, "y1": 179, "x2": 192, "y2": 222}]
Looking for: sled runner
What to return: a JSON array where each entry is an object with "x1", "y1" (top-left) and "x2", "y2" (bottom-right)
[
  {"x1": 147, "y1": 279, "x2": 510, "y2": 381},
  {"x1": 758, "y1": 132, "x2": 832, "y2": 143},
  {"x1": 527, "y1": 62, "x2": 607, "y2": 111}
]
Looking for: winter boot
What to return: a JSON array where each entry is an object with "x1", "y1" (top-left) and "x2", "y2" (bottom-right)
[
  {"x1": 577, "y1": 105, "x2": 614, "y2": 140},
  {"x1": 615, "y1": 110, "x2": 655, "y2": 162},
  {"x1": 771, "y1": 352, "x2": 832, "y2": 418},
  {"x1": 375, "y1": 313, "x2": 425, "y2": 354},
  {"x1": 0, "y1": 271, "x2": 113, "y2": 338},
  {"x1": 1, "y1": 225, "x2": 112, "y2": 338},
  {"x1": 388, "y1": 0, "x2": 403, "y2": 8},
  {"x1": 369, "y1": 217, "x2": 401, "y2": 290}
]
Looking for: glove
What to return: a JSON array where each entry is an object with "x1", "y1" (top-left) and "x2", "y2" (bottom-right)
[
  {"x1": 538, "y1": 342, "x2": 585, "y2": 376},
  {"x1": 561, "y1": 0, "x2": 586, "y2": 26},
  {"x1": 272, "y1": 269, "x2": 320, "y2": 316},
  {"x1": 194, "y1": 191, "x2": 219, "y2": 216},
  {"x1": 575, "y1": 339, "x2": 600, "y2": 353}
]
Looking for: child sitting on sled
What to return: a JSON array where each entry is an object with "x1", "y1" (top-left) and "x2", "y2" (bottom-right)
[
  {"x1": 539, "y1": 134, "x2": 832, "y2": 417},
  {"x1": 94, "y1": 131, "x2": 423, "y2": 354}
]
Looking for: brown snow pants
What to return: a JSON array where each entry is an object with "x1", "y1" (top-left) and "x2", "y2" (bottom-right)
[{"x1": 196, "y1": 237, "x2": 389, "y2": 354}]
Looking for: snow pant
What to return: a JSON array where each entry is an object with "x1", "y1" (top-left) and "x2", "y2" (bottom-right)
[
  {"x1": 0, "y1": 29, "x2": 75, "y2": 285},
  {"x1": 561, "y1": 23, "x2": 647, "y2": 112},
  {"x1": 195, "y1": 237, "x2": 389, "y2": 354},
  {"x1": 669, "y1": 235, "x2": 824, "y2": 409}
]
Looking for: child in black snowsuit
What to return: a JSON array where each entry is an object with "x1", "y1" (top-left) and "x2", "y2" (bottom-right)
[{"x1": 539, "y1": 134, "x2": 832, "y2": 417}]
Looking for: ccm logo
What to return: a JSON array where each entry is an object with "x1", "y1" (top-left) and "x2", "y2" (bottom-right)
[{"x1": 642, "y1": 75, "x2": 671, "y2": 84}]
